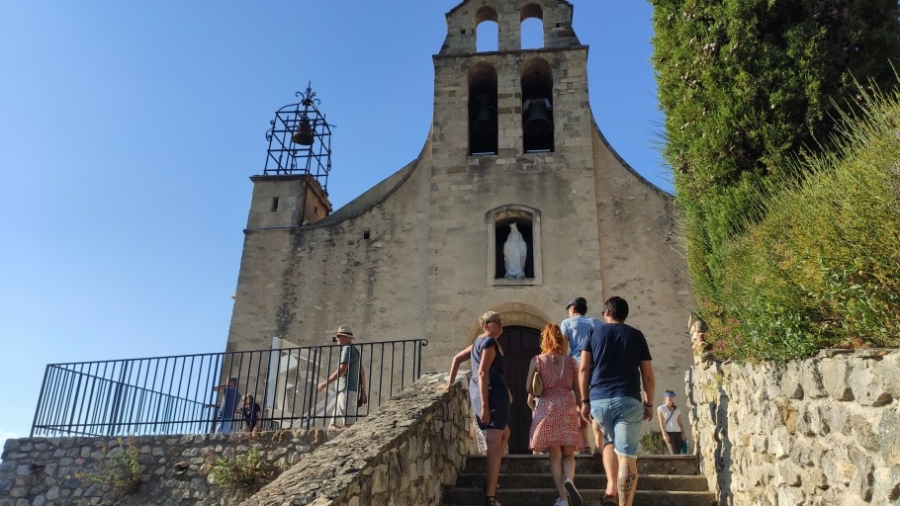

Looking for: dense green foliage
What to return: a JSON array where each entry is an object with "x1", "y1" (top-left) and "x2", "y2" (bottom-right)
[
  {"x1": 208, "y1": 446, "x2": 282, "y2": 497},
  {"x1": 702, "y1": 88, "x2": 900, "y2": 361},
  {"x1": 651, "y1": 0, "x2": 900, "y2": 303},
  {"x1": 639, "y1": 430, "x2": 668, "y2": 455},
  {"x1": 77, "y1": 438, "x2": 142, "y2": 496}
]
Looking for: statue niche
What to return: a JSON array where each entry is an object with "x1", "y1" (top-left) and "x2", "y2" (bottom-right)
[
  {"x1": 495, "y1": 220, "x2": 534, "y2": 279},
  {"x1": 503, "y1": 223, "x2": 527, "y2": 278}
]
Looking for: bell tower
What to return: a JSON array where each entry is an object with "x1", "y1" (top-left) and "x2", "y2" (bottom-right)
[
  {"x1": 424, "y1": 0, "x2": 603, "y2": 307},
  {"x1": 246, "y1": 84, "x2": 334, "y2": 230}
]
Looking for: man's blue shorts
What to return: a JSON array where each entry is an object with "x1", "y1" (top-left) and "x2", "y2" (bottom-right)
[{"x1": 590, "y1": 396, "x2": 644, "y2": 458}]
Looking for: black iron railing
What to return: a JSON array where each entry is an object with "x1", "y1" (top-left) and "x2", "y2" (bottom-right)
[{"x1": 31, "y1": 339, "x2": 428, "y2": 437}]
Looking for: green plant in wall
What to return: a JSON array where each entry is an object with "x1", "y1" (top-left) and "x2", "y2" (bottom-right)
[
  {"x1": 639, "y1": 430, "x2": 667, "y2": 455},
  {"x1": 77, "y1": 437, "x2": 142, "y2": 496},
  {"x1": 208, "y1": 446, "x2": 282, "y2": 497}
]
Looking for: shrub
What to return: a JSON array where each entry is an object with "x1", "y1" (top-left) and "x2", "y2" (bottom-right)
[
  {"x1": 702, "y1": 84, "x2": 900, "y2": 361},
  {"x1": 77, "y1": 437, "x2": 142, "y2": 496},
  {"x1": 651, "y1": 0, "x2": 900, "y2": 305},
  {"x1": 207, "y1": 446, "x2": 282, "y2": 497},
  {"x1": 640, "y1": 430, "x2": 667, "y2": 455}
]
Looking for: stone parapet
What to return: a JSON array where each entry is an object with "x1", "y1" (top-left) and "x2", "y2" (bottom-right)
[
  {"x1": 240, "y1": 373, "x2": 472, "y2": 506},
  {"x1": 687, "y1": 348, "x2": 900, "y2": 505},
  {"x1": 0, "y1": 429, "x2": 317, "y2": 506},
  {"x1": 0, "y1": 373, "x2": 473, "y2": 506}
]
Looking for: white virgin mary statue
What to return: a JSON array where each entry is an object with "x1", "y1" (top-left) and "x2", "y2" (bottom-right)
[{"x1": 503, "y1": 223, "x2": 527, "y2": 279}]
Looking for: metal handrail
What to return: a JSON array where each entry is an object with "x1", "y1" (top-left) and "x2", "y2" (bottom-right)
[{"x1": 30, "y1": 339, "x2": 428, "y2": 437}]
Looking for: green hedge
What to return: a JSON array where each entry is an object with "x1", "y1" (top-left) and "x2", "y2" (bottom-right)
[
  {"x1": 702, "y1": 87, "x2": 900, "y2": 361},
  {"x1": 651, "y1": 0, "x2": 900, "y2": 304}
]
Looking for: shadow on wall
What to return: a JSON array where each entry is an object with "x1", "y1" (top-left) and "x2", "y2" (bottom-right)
[
  {"x1": 711, "y1": 394, "x2": 732, "y2": 506},
  {"x1": 688, "y1": 362, "x2": 732, "y2": 506}
]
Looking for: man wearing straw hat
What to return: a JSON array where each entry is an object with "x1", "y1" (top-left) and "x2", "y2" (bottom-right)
[{"x1": 317, "y1": 325, "x2": 368, "y2": 429}]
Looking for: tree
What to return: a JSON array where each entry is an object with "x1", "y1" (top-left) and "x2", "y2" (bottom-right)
[{"x1": 650, "y1": 0, "x2": 900, "y2": 301}]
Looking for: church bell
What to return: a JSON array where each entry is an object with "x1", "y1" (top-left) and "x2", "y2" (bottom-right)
[
  {"x1": 291, "y1": 116, "x2": 314, "y2": 145},
  {"x1": 523, "y1": 98, "x2": 553, "y2": 136},
  {"x1": 472, "y1": 95, "x2": 496, "y2": 134}
]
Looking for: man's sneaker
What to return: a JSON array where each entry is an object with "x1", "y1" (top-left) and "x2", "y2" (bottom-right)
[
  {"x1": 553, "y1": 498, "x2": 568, "y2": 506},
  {"x1": 564, "y1": 478, "x2": 583, "y2": 506}
]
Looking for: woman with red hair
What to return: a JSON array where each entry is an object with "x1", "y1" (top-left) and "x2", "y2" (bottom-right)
[{"x1": 526, "y1": 323, "x2": 585, "y2": 506}]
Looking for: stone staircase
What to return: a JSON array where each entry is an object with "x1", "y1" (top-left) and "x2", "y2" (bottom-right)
[{"x1": 444, "y1": 454, "x2": 716, "y2": 506}]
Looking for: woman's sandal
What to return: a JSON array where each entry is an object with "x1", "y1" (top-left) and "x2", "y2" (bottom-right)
[
  {"x1": 601, "y1": 492, "x2": 617, "y2": 505},
  {"x1": 483, "y1": 496, "x2": 501, "y2": 506}
]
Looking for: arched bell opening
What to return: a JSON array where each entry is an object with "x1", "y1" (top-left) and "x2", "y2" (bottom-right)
[
  {"x1": 521, "y1": 58, "x2": 554, "y2": 153},
  {"x1": 468, "y1": 62, "x2": 499, "y2": 156},
  {"x1": 475, "y1": 6, "x2": 499, "y2": 52},
  {"x1": 520, "y1": 3, "x2": 544, "y2": 50}
]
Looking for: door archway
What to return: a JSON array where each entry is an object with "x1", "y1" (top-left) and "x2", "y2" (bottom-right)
[{"x1": 498, "y1": 325, "x2": 541, "y2": 454}]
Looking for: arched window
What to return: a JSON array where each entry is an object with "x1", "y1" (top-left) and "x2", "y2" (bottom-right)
[
  {"x1": 486, "y1": 205, "x2": 543, "y2": 285},
  {"x1": 468, "y1": 63, "x2": 498, "y2": 156},
  {"x1": 476, "y1": 7, "x2": 499, "y2": 52},
  {"x1": 521, "y1": 58, "x2": 554, "y2": 153},
  {"x1": 520, "y1": 4, "x2": 544, "y2": 49}
]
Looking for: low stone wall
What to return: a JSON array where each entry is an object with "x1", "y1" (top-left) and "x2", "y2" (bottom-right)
[
  {"x1": 687, "y1": 348, "x2": 900, "y2": 505},
  {"x1": 0, "y1": 373, "x2": 473, "y2": 506},
  {"x1": 240, "y1": 373, "x2": 472, "y2": 506}
]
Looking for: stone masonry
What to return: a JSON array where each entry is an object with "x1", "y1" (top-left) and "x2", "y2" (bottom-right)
[
  {"x1": 0, "y1": 374, "x2": 472, "y2": 506},
  {"x1": 687, "y1": 347, "x2": 900, "y2": 505}
]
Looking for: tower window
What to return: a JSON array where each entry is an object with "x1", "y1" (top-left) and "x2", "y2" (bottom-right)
[
  {"x1": 271, "y1": 197, "x2": 279, "y2": 212},
  {"x1": 521, "y1": 58, "x2": 555, "y2": 153},
  {"x1": 468, "y1": 63, "x2": 498, "y2": 156},
  {"x1": 475, "y1": 7, "x2": 499, "y2": 52},
  {"x1": 520, "y1": 4, "x2": 544, "y2": 49}
]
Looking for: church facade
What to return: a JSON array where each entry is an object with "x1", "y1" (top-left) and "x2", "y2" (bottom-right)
[{"x1": 226, "y1": 0, "x2": 693, "y2": 450}]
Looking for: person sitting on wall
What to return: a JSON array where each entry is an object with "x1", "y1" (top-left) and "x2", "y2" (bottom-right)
[
  {"x1": 317, "y1": 325, "x2": 367, "y2": 430},
  {"x1": 243, "y1": 394, "x2": 262, "y2": 433}
]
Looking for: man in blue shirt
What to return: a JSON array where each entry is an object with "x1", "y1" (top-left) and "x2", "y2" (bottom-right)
[
  {"x1": 560, "y1": 296, "x2": 603, "y2": 454},
  {"x1": 578, "y1": 296, "x2": 655, "y2": 506},
  {"x1": 212, "y1": 377, "x2": 241, "y2": 434}
]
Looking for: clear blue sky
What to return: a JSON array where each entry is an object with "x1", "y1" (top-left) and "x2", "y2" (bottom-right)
[{"x1": 0, "y1": 1, "x2": 668, "y2": 451}]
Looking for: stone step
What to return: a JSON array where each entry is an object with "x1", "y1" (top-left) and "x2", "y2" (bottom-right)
[
  {"x1": 462, "y1": 454, "x2": 702, "y2": 476},
  {"x1": 446, "y1": 488, "x2": 717, "y2": 506},
  {"x1": 455, "y1": 473, "x2": 710, "y2": 492}
]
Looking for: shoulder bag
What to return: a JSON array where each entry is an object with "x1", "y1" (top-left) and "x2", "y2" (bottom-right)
[{"x1": 531, "y1": 356, "x2": 544, "y2": 398}]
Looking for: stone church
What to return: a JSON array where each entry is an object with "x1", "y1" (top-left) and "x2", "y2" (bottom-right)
[{"x1": 225, "y1": 0, "x2": 693, "y2": 451}]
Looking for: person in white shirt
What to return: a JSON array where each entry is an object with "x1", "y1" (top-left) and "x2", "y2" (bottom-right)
[{"x1": 657, "y1": 390, "x2": 686, "y2": 454}]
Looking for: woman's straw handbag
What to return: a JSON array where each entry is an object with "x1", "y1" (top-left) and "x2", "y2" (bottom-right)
[{"x1": 531, "y1": 358, "x2": 544, "y2": 398}]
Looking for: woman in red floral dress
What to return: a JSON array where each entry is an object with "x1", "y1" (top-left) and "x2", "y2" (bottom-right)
[{"x1": 526, "y1": 324, "x2": 585, "y2": 506}]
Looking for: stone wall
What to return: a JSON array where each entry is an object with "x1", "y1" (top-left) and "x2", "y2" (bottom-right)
[
  {"x1": 0, "y1": 374, "x2": 473, "y2": 506},
  {"x1": 687, "y1": 348, "x2": 900, "y2": 505}
]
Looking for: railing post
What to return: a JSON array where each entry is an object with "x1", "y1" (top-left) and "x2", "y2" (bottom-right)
[{"x1": 29, "y1": 365, "x2": 52, "y2": 437}]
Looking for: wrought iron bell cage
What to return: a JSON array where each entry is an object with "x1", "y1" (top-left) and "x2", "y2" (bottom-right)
[{"x1": 263, "y1": 83, "x2": 334, "y2": 193}]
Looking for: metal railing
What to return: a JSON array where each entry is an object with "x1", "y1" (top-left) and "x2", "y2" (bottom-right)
[{"x1": 30, "y1": 339, "x2": 428, "y2": 437}]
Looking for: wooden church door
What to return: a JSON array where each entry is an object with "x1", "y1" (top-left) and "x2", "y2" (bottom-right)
[{"x1": 497, "y1": 325, "x2": 542, "y2": 454}]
